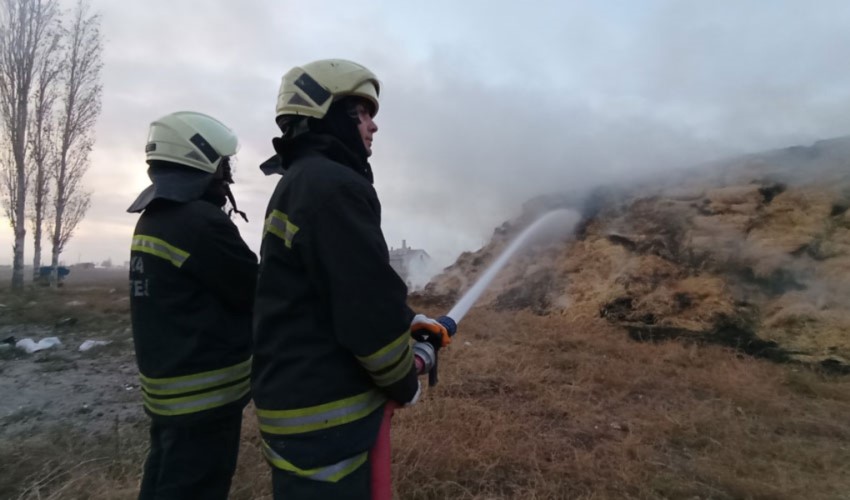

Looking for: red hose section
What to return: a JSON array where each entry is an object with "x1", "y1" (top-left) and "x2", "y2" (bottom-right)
[
  {"x1": 370, "y1": 356, "x2": 425, "y2": 499},
  {"x1": 370, "y1": 400, "x2": 398, "y2": 500}
]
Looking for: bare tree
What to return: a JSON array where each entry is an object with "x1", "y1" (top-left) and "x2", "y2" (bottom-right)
[
  {"x1": 1, "y1": 134, "x2": 16, "y2": 223},
  {"x1": 27, "y1": 19, "x2": 60, "y2": 280},
  {"x1": 0, "y1": 0, "x2": 59, "y2": 289},
  {"x1": 48, "y1": 0, "x2": 100, "y2": 284}
]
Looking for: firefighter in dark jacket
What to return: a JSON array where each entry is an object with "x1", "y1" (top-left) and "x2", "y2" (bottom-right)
[
  {"x1": 253, "y1": 59, "x2": 449, "y2": 499},
  {"x1": 128, "y1": 111, "x2": 258, "y2": 500}
]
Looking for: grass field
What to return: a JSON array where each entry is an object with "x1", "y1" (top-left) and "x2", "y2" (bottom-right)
[{"x1": 1, "y1": 283, "x2": 848, "y2": 499}]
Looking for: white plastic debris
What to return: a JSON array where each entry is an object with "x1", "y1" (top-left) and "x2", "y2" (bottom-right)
[
  {"x1": 79, "y1": 340, "x2": 111, "y2": 352},
  {"x1": 65, "y1": 300, "x2": 85, "y2": 307},
  {"x1": 16, "y1": 337, "x2": 62, "y2": 353}
]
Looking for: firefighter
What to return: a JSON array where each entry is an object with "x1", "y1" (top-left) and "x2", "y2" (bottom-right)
[
  {"x1": 127, "y1": 111, "x2": 258, "y2": 500},
  {"x1": 252, "y1": 59, "x2": 450, "y2": 499}
]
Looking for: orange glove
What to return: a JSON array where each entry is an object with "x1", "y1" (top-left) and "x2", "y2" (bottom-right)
[{"x1": 410, "y1": 314, "x2": 451, "y2": 348}]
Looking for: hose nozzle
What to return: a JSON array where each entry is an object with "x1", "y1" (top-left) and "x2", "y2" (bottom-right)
[{"x1": 436, "y1": 316, "x2": 457, "y2": 337}]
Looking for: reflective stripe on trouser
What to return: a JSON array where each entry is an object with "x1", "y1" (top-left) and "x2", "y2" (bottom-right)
[
  {"x1": 264, "y1": 210, "x2": 300, "y2": 248},
  {"x1": 256, "y1": 389, "x2": 387, "y2": 435},
  {"x1": 140, "y1": 358, "x2": 251, "y2": 417},
  {"x1": 131, "y1": 234, "x2": 190, "y2": 268},
  {"x1": 262, "y1": 441, "x2": 368, "y2": 483}
]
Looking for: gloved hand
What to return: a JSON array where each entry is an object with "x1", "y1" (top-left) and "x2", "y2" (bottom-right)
[{"x1": 410, "y1": 314, "x2": 451, "y2": 348}]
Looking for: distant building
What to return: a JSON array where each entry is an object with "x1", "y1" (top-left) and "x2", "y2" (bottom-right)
[{"x1": 389, "y1": 240, "x2": 432, "y2": 290}]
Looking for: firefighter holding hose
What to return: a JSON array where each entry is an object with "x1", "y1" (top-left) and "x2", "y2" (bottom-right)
[{"x1": 252, "y1": 59, "x2": 451, "y2": 499}]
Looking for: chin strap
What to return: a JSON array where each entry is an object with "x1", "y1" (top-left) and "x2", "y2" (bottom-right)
[
  {"x1": 224, "y1": 184, "x2": 248, "y2": 222},
  {"x1": 219, "y1": 157, "x2": 249, "y2": 223}
]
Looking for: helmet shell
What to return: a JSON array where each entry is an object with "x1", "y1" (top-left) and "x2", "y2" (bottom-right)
[
  {"x1": 276, "y1": 59, "x2": 380, "y2": 121},
  {"x1": 145, "y1": 111, "x2": 238, "y2": 173}
]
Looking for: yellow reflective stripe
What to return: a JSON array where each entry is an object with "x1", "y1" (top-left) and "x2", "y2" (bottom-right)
[
  {"x1": 264, "y1": 210, "x2": 300, "y2": 248},
  {"x1": 139, "y1": 358, "x2": 252, "y2": 396},
  {"x1": 256, "y1": 390, "x2": 386, "y2": 435},
  {"x1": 131, "y1": 235, "x2": 190, "y2": 268},
  {"x1": 262, "y1": 442, "x2": 368, "y2": 483},
  {"x1": 356, "y1": 330, "x2": 411, "y2": 373},
  {"x1": 370, "y1": 348, "x2": 414, "y2": 387},
  {"x1": 143, "y1": 378, "x2": 250, "y2": 416}
]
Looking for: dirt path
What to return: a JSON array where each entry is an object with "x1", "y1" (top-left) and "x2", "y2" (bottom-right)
[{"x1": 0, "y1": 326, "x2": 144, "y2": 439}]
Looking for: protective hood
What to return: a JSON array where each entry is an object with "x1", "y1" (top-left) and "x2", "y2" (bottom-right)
[
  {"x1": 261, "y1": 98, "x2": 374, "y2": 182},
  {"x1": 127, "y1": 164, "x2": 214, "y2": 213}
]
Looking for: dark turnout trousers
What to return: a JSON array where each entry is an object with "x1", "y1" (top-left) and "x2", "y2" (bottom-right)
[{"x1": 139, "y1": 412, "x2": 242, "y2": 500}]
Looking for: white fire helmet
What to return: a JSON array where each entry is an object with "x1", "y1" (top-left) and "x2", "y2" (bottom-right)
[
  {"x1": 145, "y1": 111, "x2": 238, "y2": 173},
  {"x1": 275, "y1": 59, "x2": 380, "y2": 122}
]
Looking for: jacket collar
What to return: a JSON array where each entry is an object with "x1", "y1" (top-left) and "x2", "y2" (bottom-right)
[{"x1": 260, "y1": 133, "x2": 374, "y2": 183}]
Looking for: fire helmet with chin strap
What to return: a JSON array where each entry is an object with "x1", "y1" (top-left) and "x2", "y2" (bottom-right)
[
  {"x1": 128, "y1": 111, "x2": 247, "y2": 220},
  {"x1": 261, "y1": 59, "x2": 380, "y2": 176}
]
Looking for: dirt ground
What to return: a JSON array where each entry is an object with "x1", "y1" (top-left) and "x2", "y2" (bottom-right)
[{"x1": 0, "y1": 269, "x2": 144, "y2": 440}]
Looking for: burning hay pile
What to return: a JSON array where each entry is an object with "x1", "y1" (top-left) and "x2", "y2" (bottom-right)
[{"x1": 418, "y1": 137, "x2": 850, "y2": 370}]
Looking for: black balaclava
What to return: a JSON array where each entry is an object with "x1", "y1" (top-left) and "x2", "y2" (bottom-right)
[
  {"x1": 266, "y1": 96, "x2": 374, "y2": 183},
  {"x1": 310, "y1": 97, "x2": 370, "y2": 163}
]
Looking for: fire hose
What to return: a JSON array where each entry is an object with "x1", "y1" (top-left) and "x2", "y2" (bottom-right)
[
  {"x1": 370, "y1": 316, "x2": 457, "y2": 500},
  {"x1": 369, "y1": 209, "x2": 578, "y2": 499}
]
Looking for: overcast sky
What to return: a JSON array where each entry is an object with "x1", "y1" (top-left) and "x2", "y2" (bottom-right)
[{"x1": 2, "y1": 0, "x2": 850, "y2": 271}]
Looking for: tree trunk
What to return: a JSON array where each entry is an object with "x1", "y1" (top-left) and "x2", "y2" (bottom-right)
[
  {"x1": 11, "y1": 93, "x2": 27, "y2": 289},
  {"x1": 32, "y1": 223, "x2": 41, "y2": 280},
  {"x1": 32, "y1": 166, "x2": 44, "y2": 280},
  {"x1": 12, "y1": 215, "x2": 25, "y2": 288},
  {"x1": 49, "y1": 234, "x2": 59, "y2": 286},
  {"x1": 50, "y1": 196, "x2": 62, "y2": 286}
]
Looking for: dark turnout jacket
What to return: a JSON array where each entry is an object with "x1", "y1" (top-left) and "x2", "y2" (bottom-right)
[
  {"x1": 130, "y1": 198, "x2": 258, "y2": 424},
  {"x1": 252, "y1": 135, "x2": 418, "y2": 480}
]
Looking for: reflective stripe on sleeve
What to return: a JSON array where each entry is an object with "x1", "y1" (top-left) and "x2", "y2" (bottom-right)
[
  {"x1": 262, "y1": 441, "x2": 368, "y2": 483},
  {"x1": 131, "y1": 235, "x2": 190, "y2": 268},
  {"x1": 355, "y1": 330, "x2": 410, "y2": 373},
  {"x1": 256, "y1": 390, "x2": 386, "y2": 435},
  {"x1": 368, "y1": 348, "x2": 414, "y2": 387},
  {"x1": 355, "y1": 330, "x2": 415, "y2": 387},
  {"x1": 264, "y1": 210, "x2": 300, "y2": 248}
]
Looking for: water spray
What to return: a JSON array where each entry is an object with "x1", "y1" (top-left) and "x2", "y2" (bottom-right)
[
  {"x1": 371, "y1": 209, "x2": 581, "y2": 500},
  {"x1": 447, "y1": 208, "x2": 581, "y2": 324},
  {"x1": 414, "y1": 208, "x2": 581, "y2": 384}
]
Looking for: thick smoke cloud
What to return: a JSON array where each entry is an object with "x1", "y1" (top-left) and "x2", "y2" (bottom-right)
[{"x1": 2, "y1": 0, "x2": 849, "y2": 273}]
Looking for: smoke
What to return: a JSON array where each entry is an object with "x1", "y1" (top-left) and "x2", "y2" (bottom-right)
[
  {"x1": 404, "y1": 257, "x2": 441, "y2": 292},
  {"x1": 6, "y1": 1, "x2": 850, "y2": 268}
]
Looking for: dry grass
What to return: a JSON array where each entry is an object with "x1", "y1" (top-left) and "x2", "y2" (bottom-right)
[
  {"x1": 2, "y1": 301, "x2": 849, "y2": 499},
  {"x1": 390, "y1": 308, "x2": 850, "y2": 500},
  {"x1": 0, "y1": 420, "x2": 147, "y2": 500},
  {"x1": 0, "y1": 285, "x2": 129, "y2": 330}
]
